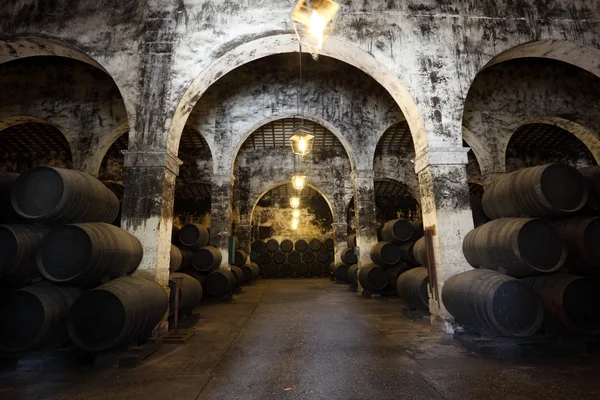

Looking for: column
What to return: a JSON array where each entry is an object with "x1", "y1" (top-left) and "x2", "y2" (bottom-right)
[
  {"x1": 235, "y1": 166, "x2": 252, "y2": 253},
  {"x1": 211, "y1": 173, "x2": 234, "y2": 267},
  {"x1": 236, "y1": 224, "x2": 252, "y2": 254},
  {"x1": 332, "y1": 222, "x2": 348, "y2": 265},
  {"x1": 414, "y1": 147, "x2": 474, "y2": 331},
  {"x1": 350, "y1": 170, "x2": 378, "y2": 291}
]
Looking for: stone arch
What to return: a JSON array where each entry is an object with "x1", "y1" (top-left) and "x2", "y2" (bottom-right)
[
  {"x1": 168, "y1": 34, "x2": 427, "y2": 158},
  {"x1": 92, "y1": 122, "x2": 129, "y2": 176}
]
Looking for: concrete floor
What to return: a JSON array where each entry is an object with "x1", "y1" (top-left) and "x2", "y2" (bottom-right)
[{"x1": 2, "y1": 278, "x2": 600, "y2": 400}]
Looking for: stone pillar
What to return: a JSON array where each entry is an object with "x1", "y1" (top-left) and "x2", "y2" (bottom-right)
[
  {"x1": 211, "y1": 173, "x2": 234, "y2": 266},
  {"x1": 414, "y1": 147, "x2": 474, "y2": 331},
  {"x1": 350, "y1": 169, "x2": 378, "y2": 289},
  {"x1": 121, "y1": 151, "x2": 182, "y2": 334},
  {"x1": 235, "y1": 166, "x2": 252, "y2": 253},
  {"x1": 236, "y1": 224, "x2": 252, "y2": 254},
  {"x1": 332, "y1": 222, "x2": 348, "y2": 265}
]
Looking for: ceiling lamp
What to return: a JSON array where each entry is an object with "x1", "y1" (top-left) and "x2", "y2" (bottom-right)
[
  {"x1": 289, "y1": 126, "x2": 314, "y2": 157},
  {"x1": 291, "y1": 219, "x2": 299, "y2": 230},
  {"x1": 292, "y1": 210, "x2": 300, "y2": 218},
  {"x1": 291, "y1": 0, "x2": 340, "y2": 57},
  {"x1": 292, "y1": 174, "x2": 307, "y2": 191},
  {"x1": 290, "y1": 196, "x2": 301, "y2": 209}
]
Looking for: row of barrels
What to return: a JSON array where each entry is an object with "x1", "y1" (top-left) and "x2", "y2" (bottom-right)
[
  {"x1": 263, "y1": 262, "x2": 331, "y2": 278},
  {"x1": 254, "y1": 249, "x2": 333, "y2": 266},
  {"x1": 251, "y1": 238, "x2": 334, "y2": 253}
]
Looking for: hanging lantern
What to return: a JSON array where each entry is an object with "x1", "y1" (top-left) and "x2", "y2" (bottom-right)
[
  {"x1": 290, "y1": 0, "x2": 340, "y2": 56},
  {"x1": 292, "y1": 210, "x2": 300, "y2": 218},
  {"x1": 291, "y1": 219, "x2": 299, "y2": 230},
  {"x1": 290, "y1": 196, "x2": 301, "y2": 208},
  {"x1": 289, "y1": 125, "x2": 315, "y2": 157},
  {"x1": 291, "y1": 174, "x2": 307, "y2": 191}
]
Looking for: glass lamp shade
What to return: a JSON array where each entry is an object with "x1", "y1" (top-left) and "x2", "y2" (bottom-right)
[
  {"x1": 290, "y1": 196, "x2": 301, "y2": 209},
  {"x1": 289, "y1": 126, "x2": 315, "y2": 157},
  {"x1": 291, "y1": 0, "x2": 339, "y2": 54},
  {"x1": 292, "y1": 174, "x2": 307, "y2": 190}
]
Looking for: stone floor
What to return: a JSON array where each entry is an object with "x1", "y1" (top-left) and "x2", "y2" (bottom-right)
[{"x1": 2, "y1": 278, "x2": 600, "y2": 400}]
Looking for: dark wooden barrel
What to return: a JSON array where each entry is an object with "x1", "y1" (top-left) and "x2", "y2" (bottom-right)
[
  {"x1": 178, "y1": 224, "x2": 209, "y2": 249},
  {"x1": 358, "y1": 264, "x2": 389, "y2": 291},
  {"x1": 287, "y1": 250, "x2": 301, "y2": 264},
  {"x1": 229, "y1": 265, "x2": 245, "y2": 284},
  {"x1": 233, "y1": 249, "x2": 248, "y2": 267},
  {"x1": 250, "y1": 251, "x2": 259, "y2": 263},
  {"x1": 68, "y1": 276, "x2": 168, "y2": 351},
  {"x1": 192, "y1": 246, "x2": 222, "y2": 272},
  {"x1": 347, "y1": 234, "x2": 357, "y2": 249},
  {"x1": 553, "y1": 217, "x2": 600, "y2": 276},
  {"x1": 258, "y1": 252, "x2": 272, "y2": 266},
  {"x1": 463, "y1": 218, "x2": 566, "y2": 277},
  {"x1": 333, "y1": 263, "x2": 349, "y2": 281},
  {"x1": 171, "y1": 227, "x2": 181, "y2": 246},
  {"x1": 240, "y1": 264, "x2": 254, "y2": 282},
  {"x1": 11, "y1": 167, "x2": 119, "y2": 224},
  {"x1": 347, "y1": 264, "x2": 359, "y2": 285},
  {"x1": 302, "y1": 251, "x2": 316, "y2": 263},
  {"x1": 169, "y1": 245, "x2": 183, "y2": 272},
  {"x1": 204, "y1": 268, "x2": 236, "y2": 297},
  {"x1": 280, "y1": 239, "x2": 294, "y2": 252},
  {"x1": 0, "y1": 173, "x2": 27, "y2": 224},
  {"x1": 399, "y1": 242, "x2": 418, "y2": 265},
  {"x1": 411, "y1": 220, "x2": 424, "y2": 240},
  {"x1": 523, "y1": 274, "x2": 600, "y2": 335},
  {"x1": 265, "y1": 263, "x2": 280, "y2": 277},
  {"x1": 265, "y1": 239, "x2": 279, "y2": 252},
  {"x1": 38, "y1": 223, "x2": 143, "y2": 286},
  {"x1": 377, "y1": 227, "x2": 383, "y2": 242},
  {"x1": 0, "y1": 224, "x2": 48, "y2": 287},
  {"x1": 316, "y1": 250, "x2": 330, "y2": 263},
  {"x1": 323, "y1": 261, "x2": 332, "y2": 275},
  {"x1": 396, "y1": 267, "x2": 429, "y2": 311},
  {"x1": 578, "y1": 166, "x2": 600, "y2": 214},
  {"x1": 310, "y1": 263, "x2": 323, "y2": 276},
  {"x1": 250, "y1": 262, "x2": 260, "y2": 278},
  {"x1": 483, "y1": 164, "x2": 587, "y2": 219},
  {"x1": 294, "y1": 239, "x2": 308, "y2": 252},
  {"x1": 381, "y1": 219, "x2": 414, "y2": 244},
  {"x1": 169, "y1": 273, "x2": 202, "y2": 315},
  {"x1": 309, "y1": 238, "x2": 322, "y2": 251},
  {"x1": 323, "y1": 238, "x2": 334, "y2": 251},
  {"x1": 413, "y1": 237, "x2": 428, "y2": 267},
  {"x1": 273, "y1": 251, "x2": 286, "y2": 264},
  {"x1": 0, "y1": 282, "x2": 81, "y2": 352},
  {"x1": 102, "y1": 181, "x2": 124, "y2": 227},
  {"x1": 341, "y1": 248, "x2": 357, "y2": 265},
  {"x1": 185, "y1": 270, "x2": 207, "y2": 286},
  {"x1": 280, "y1": 263, "x2": 294, "y2": 277},
  {"x1": 370, "y1": 241, "x2": 401, "y2": 266},
  {"x1": 470, "y1": 195, "x2": 489, "y2": 228},
  {"x1": 179, "y1": 247, "x2": 194, "y2": 270},
  {"x1": 442, "y1": 269, "x2": 544, "y2": 337},
  {"x1": 294, "y1": 263, "x2": 309, "y2": 276},
  {"x1": 251, "y1": 240, "x2": 265, "y2": 253}
]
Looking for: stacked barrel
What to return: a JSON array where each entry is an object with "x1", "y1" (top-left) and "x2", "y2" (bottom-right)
[
  {"x1": 445, "y1": 163, "x2": 600, "y2": 338},
  {"x1": 331, "y1": 234, "x2": 357, "y2": 282},
  {"x1": 251, "y1": 237, "x2": 334, "y2": 278},
  {"x1": 0, "y1": 166, "x2": 168, "y2": 353}
]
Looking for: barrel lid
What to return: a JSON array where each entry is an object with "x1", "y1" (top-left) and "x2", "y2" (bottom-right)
[
  {"x1": 205, "y1": 270, "x2": 232, "y2": 296},
  {"x1": 540, "y1": 164, "x2": 587, "y2": 214},
  {"x1": 517, "y1": 219, "x2": 565, "y2": 272},
  {"x1": 367, "y1": 266, "x2": 389, "y2": 290},
  {"x1": 295, "y1": 263, "x2": 308, "y2": 275},
  {"x1": 192, "y1": 247, "x2": 218, "y2": 272},
  {"x1": 11, "y1": 166, "x2": 65, "y2": 219},
  {"x1": 492, "y1": 280, "x2": 543, "y2": 337},
  {"x1": 39, "y1": 225, "x2": 92, "y2": 283},
  {"x1": 179, "y1": 224, "x2": 208, "y2": 247}
]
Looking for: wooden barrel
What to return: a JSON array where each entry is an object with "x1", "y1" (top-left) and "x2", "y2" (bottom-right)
[
  {"x1": 102, "y1": 181, "x2": 124, "y2": 227},
  {"x1": 0, "y1": 282, "x2": 81, "y2": 352},
  {"x1": 265, "y1": 263, "x2": 280, "y2": 277},
  {"x1": 169, "y1": 272, "x2": 202, "y2": 315},
  {"x1": 68, "y1": 276, "x2": 168, "y2": 351},
  {"x1": 308, "y1": 263, "x2": 320, "y2": 276},
  {"x1": 280, "y1": 263, "x2": 294, "y2": 277},
  {"x1": 294, "y1": 263, "x2": 309, "y2": 276},
  {"x1": 280, "y1": 239, "x2": 294, "y2": 252},
  {"x1": 358, "y1": 264, "x2": 389, "y2": 292},
  {"x1": 250, "y1": 251, "x2": 259, "y2": 263},
  {"x1": 302, "y1": 251, "x2": 315, "y2": 263},
  {"x1": 287, "y1": 250, "x2": 301, "y2": 264},
  {"x1": 396, "y1": 267, "x2": 429, "y2": 311},
  {"x1": 309, "y1": 238, "x2": 322, "y2": 251},
  {"x1": 412, "y1": 220, "x2": 424, "y2": 239},
  {"x1": 251, "y1": 240, "x2": 265, "y2": 252},
  {"x1": 240, "y1": 264, "x2": 254, "y2": 282},
  {"x1": 258, "y1": 252, "x2": 272, "y2": 266},
  {"x1": 578, "y1": 166, "x2": 600, "y2": 214},
  {"x1": 178, "y1": 224, "x2": 209, "y2": 249},
  {"x1": 523, "y1": 274, "x2": 600, "y2": 335},
  {"x1": 171, "y1": 227, "x2": 181, "y2": 246},
  {"x1": 399, "y1": 242, "x2": 418, "y2": 265},
  {"x1": 347, "y1": 264, "x2": 359, "y2": 285},
  {"x1": 483, "y1": 164, "x2": 587, "y2": 219},
  {"x1": 294, "y1": 239, "x2": 308, "y2": 252},
  {"x1": 0, "y1": 224, "x2": 48, "y2": 287},
  {"x1": 179, "y1": 247, "x2": 194, "y2": 270},
  {"x1": 0, "y1": 172, "x2": 26, "y2": 223},
  {"x1": 332, "y1": 263, "x2": 349, "y2": 281},
  {"x1": 11, "y1": 167, "x2": 119, "y2": 224},
  {"x1": 38, "y1": 223, "x2": 143, "y2": 286},
  {"x1": 250, "y1": 262, "x2": 260, "y2": 278},
  {"x1": 442, "y1": 269, "x2": 544, "y2": 337},
  {"x1": 370, "y1": 241, "x2": 401, "y2": 266},
  {"x1": 192, "y1": 246, "x2": 222, "y2": 272},
  {"x1": 204, "y1": 268, "x2": 236, "y2": 297},
  {"x1": 413, "y1": 237, "x2": 428, "y2": 267},
  {"x1": 347, "y1": 234, "x2": 357, "y2": 249},
  {"x1": 316, "y1": 250, "x2": 330, "y2": 263},
  {"x1": 376, "y1": 227, "x2": 383, "y2": 242},
  {"x1": 229, "y1": 265, "x2": 245, "y2": 284},
  {"x1": 341, "y1": 248, "x2": 357, "y2": 265},
  {"x1": 233, "y1": 249, "x2": 248, "y2": 267},
  {"x1": 273, "y1": 251, "x2": 286, "y2": 264},
  {"x1": 463, "y1": 218, "x2": 566, "y2": 277},
  {"x1": 470, "y1": 195, "x2": 489, "y2": 228},
  {"x1": 185, "y1": 270, "x2": 207, "y2": 286},
  {"x1": 265, "y1": 239, "x2": 279, "y2": 252},
  {"x1": 323, "y1": 238, "x2": 334, "y2": 251},
  {"x1": 169, "y1": 245, "x2": 183, "y2": 272},
  {"x1": 381, "y1": 219, "x2": 414, "y2": 244},
  {"x1": 553, "y1": 217, "x2": 600, "y2": 276}
]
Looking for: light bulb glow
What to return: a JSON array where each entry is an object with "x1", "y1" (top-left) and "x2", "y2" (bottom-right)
[
  {"x1": 308, "y1": 10, "x2": 326, "y2": 49},
  {"x1": 292, "y1": 174, "x2": 306, "y2": 190},
  {"x1": 298, "y1": 137, "x2": 307, "y2": 153},
  {"x1": 290, "y1": 196, "x2": 301, "y2": 208},
  {"x1": 292, "y1": 219, "x2": 299, "y2": 230},
  {"x1": 292, "y1": 210, "x2": 300, "y2": 218}
]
